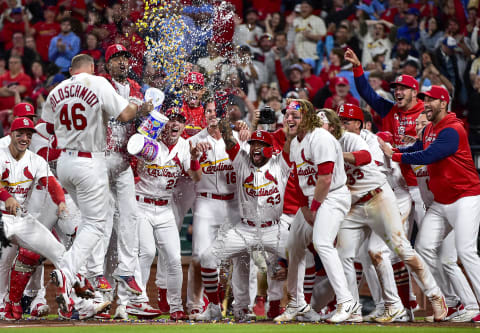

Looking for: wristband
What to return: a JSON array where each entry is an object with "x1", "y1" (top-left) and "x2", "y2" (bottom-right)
[
  {"x1": 310, "y1": 199, "x2": 321, "y2": 212},
  {"x1": 190, "y1": 159, "x2": 200, "y2": 171},
  {"x1": 0, "y1": 188, "x2": 12, "y2": 202}
]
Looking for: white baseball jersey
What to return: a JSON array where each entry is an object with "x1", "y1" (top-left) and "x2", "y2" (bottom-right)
[
  {"x1": 189, "y1": 129, "x2": 237, "y2": 195},
  {"x1": 0, "y1": 147, "x2": 51, "y2": 210},
  {"x1": 41, "y1": 73, "x2": 128, "y2": 152},
  {"x1": 231, "y1": 148, "x2": 291, "y2": 222},
  {"x1": 339, "y1": 132, "x2": 387, "y2": 203},
  {"x1": 360, "y1": 129, "x2": 388, "y2": 174},
  {"x1": 290, "y1": 127, "x2": 346, "y2": 198},
  {"x1": 135, "y1": 137, "x2": 191, "y2": 200},
  {"x1": 0, "y1": 136, "x2": 11, "y2": 148},
  {"x1": 412, "y1": 164, "x2": 433, "y2": 208}
]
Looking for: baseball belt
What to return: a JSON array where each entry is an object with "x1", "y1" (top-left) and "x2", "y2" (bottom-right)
[
  {"x1": 356, "y1": 187, "x2": 383, "y2": 204},
  {"x1": 61, "y1": 149, "x2": 104, "y2": 158},
  {"x1": 242, "y1": 219, "x2": 279, "y2": 228},
  {"x1": 135, "y1": 195, "x2": 169, "y2": 206},
  {"x1": 199, "y1": 192, "x2": 235, "y2": 200}
]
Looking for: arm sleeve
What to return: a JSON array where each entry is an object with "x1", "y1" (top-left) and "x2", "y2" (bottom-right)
[
  {"x1": 99, "y1": 77, "x2": 129, "y2": 119},
  {"x1": 275, "y1": 59, "x2": 290, "y2": 94},
  {"x1": 48, "y1": 37, "x2": 58, "y2": 61},
  {"x1": 317, "y1": 161, "x2": 334, "y2": 175},
  {"x1": 39, "y1": 176, "x2": 65, "y2": 205},
  {"x1": 353, "y1": 66, "x2": 395, "y2": 118},
  {"x1": 351, "y1": 150, "x2": 372, "y2": 166},
  {"x1": 395, "y1": 128, "x2": 459, "y2": 165}
]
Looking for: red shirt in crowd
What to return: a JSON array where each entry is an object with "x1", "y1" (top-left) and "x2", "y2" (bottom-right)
[
  {"x1": 323, "y1": 94, "x2": 359, "y2": 110},
  {"x1": 0, "y1": 71, "x2": 32, "y2": 111},
  {"x1": 33, "y1": 21, "x2": 61, "y2": 62}
]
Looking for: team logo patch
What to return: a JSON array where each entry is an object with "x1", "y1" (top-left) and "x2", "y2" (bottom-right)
[
  {"x1": 23, "y1": 119, "x2": 29, "y2": 126},
  {"x1": 25, "y1": 105, "x2": 31, "y2": 111},
  {"x1": 116, "y1": 45, "x2": 123, "y2": 51}
]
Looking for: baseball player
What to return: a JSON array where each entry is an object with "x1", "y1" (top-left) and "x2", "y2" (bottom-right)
[
  {"x1": 332, "y1": 104, "x2": 447, "y2": 322},
  {"x1": 274, "y1": 99, "x2": 354, "y2": 324},
  {"x1": 344, "y1": 49, "x2": 426, "y2": 237},
  {"x1": 132, "y1": 107, "x2": 208, "y2": 321},
  {"x1": 380, "y1": 86, "x2": 480, "y2": 323},
  {"x1": 0, "y1": 103, "x2": 37, "y2": 149},
  {"x1": 195, "y1": 125, "x2": 292, "y2": 322},
  {"x1": 40, "y1": 54, "x2": 140, "y2": 312},
  {"x1": 158, "y1": 72, "x2": 208, "y2": 312}
]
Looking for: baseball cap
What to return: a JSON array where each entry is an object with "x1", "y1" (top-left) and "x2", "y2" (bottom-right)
[
  {"x1": 371, "y1": 46, "x2": 388, "y2": 58},
  {"x1": 13, "y1": 103, "x2": 36, "y2": 117},
  {"x1": 11, "y1": 7, "x2": 22, "y2": 14},
  {"x1": 288, "y1": 64, "x2": 303, "y2": 73},
  {"x1": 418, "y1": 85, "x2": 450, "y2": 104},
  {"x1": 105, "y1": 44, "x2": 131, "y2": 63},
  {"x1": 164, "y1": 107, "x2": 186, "y2": 122},
  {"x1": 389, "y1": 74, "x2": 419, "y2": 91},
  {"x1": 406, "y1": 8, "x2": 420, "y2": 16},
  {"x1": 337, "y1": 103, "x2": 364, "y2": 122},
  {"x1": 377, "y1": 131, "x2": 393, "y2": 144},
  {"x1": 259, "y1": 33, "x2": 273, "y2": 41},
  {"x1": 335, "y1": 76, "x2": 350, "y2": 86},
  {"x1": 248, "y1": 130, "x2": 273, "y2": 146},
  {"x1": 301, "y1": 58, "x2": 315, "y2": 68},
  {"x1": 183, "y1": 72, "x2": 204, "y2": 86},
  {"x1": 443, "y1": 36, "x2": 457, "y2": 49},
  {"x1": 11, "y1": 117, "x2": 36, "y2": 132}
]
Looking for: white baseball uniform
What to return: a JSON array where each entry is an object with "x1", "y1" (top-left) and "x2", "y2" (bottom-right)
[
  {"x1": 287, "y1": 128, "x2": 352, "y2": 308},
  {"x1": 41, "y1": 72, "x2": 129, "y2": 284},
  {"x1": 132, "y1": 136, "x2": 192, "y2": 313}
]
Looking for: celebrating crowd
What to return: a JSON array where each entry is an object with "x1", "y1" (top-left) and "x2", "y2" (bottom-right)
[{"x1": 0, "y1": 0, "x2": 479, "y2": 325}]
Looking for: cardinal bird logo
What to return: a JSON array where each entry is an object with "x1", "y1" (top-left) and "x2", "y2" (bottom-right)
[
  {"x1": 301, "y1": 149, "x2": 314, "y2": 166},
  {"x1": 199, "y1": 152, "x2": 208, "y2": 164},
  {"x1": 244, "y1": 172, "x2": 254, "y2": 185},
  {"x1": 1, "y1": 168, "x2": 9, "y2": 180},
  {"x1": 23, "y1": 167, "x2": 34, "y2": 180},
  {"x1": 265, "y1": 170, "x2": 278, "y2": 185},
  {"x1": 172, "y1": 153, "x2": 181, "y2": 167}
]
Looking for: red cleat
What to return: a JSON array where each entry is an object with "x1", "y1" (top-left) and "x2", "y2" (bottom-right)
[
  {"x1": 115, "y1": 275, "x2": 142, "y2": 295},
  {"x1": 170, "y1": 310, "x2": 187, "y2": 321},
  {"x1": 157, "y1": 288, "x2": 170, "y2": 314},
  {"x1": 253, "y1": 296, "x2": 266, "y2": 316}
]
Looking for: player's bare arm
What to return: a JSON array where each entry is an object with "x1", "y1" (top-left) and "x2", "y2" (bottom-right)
[
  {"x1": 117, "y1": 102, "x2": 139, "y2": 122},
  {"x1": 4, "y1": 196, "x2": 21, "y2": 216},
  {"x1": 219, "y1": 118, "x2": 238, "y2": 151},
  {"x1": 378, "y1": 137, "x2": 394, "y2": 158},
  {"x1": 188, "y1": 141, "x2": 212, "y2": 182},
  {"x1": 344, "y1": 48, "x2": 361, "y2": 67}
]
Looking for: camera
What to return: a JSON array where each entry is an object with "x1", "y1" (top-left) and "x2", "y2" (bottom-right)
[{"x1": 258, "y1": 106, "x2": 276, "y2": 125}]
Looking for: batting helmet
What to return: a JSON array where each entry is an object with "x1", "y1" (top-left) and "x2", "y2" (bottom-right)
[
  {"x1": 248, "y1": 130, "x2": 273, "y2": 146},
  {"x1": 337, "y1": 103, "x2": 364, "y2": 122}
]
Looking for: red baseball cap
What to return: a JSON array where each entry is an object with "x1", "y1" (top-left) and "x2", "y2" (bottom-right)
[
  {"x1": 13, "y1": 103, "x2": 36, "y2": 117},
  {"x1": 377, "y1": 131, "x2": 393, "y2": 144},
  {"x1": 183, "y1": 72, "x2": 205, "y2": 86},
  {"x1": 248, "y1": 130, "x2": 273, "y2": 146},
  {"x1": 418, "y1": 85, "x2": 450, "y2": 104},
  {"x1": 11, "y1": 117, "x2": 36, "y2": 132},
  {"x1": 105, "y1": 44, "x2": 131, "y2": 63},
  {"x1": 164, "y1": 107, "x2": 186, "y2": 122},
  {"x1": 337, "y1": 103, "x2": 364, "y2": 122},
  {"x1": 335, "y1": 76, "x2": 349, "y2": 86},
  {"x1": 390, "y1": 74, "x2": 419, "y2": 91}
]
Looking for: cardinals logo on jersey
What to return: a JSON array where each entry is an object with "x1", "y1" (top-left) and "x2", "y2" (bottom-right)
[
  {"x1": 199, "y1": 152, "x2": 208, "y2": 164},
  {"x1": 172, "y1": 153, "x2": 182, "y2": 167},
  {"x1": 2, "y1": 168, "x2": 9, "y2": 180},
  {"x1": 244, "y1": 172, "x2": 254, "y2": 185},
  {"x1": 301, "y1": 149, "x2": 314, "y2": 166},
  {"x1": 265, "y1": 170, "x2": 278, "y2": 185},
  {"x1": 24, "y1": 167, "x2": 34, "y2": 180}
]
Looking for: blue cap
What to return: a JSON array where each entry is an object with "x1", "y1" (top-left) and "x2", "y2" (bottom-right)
[
  {"x1": 406, "y1": 8, "x2": 420, "y2": 16},
  {"x1": 301, "y1": 58, "x2": 315, "y2": 68},
  {"x1": 11, "y1": 7, "x2": 22, "y2": 14}
]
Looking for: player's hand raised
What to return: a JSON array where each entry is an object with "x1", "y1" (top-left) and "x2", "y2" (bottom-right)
[
  {"x1": 190, "y1": 141, "x2": 211, "y2": 160},
  {"x1": 344, "y1": 48, "x2": 361, "y2": 67}
]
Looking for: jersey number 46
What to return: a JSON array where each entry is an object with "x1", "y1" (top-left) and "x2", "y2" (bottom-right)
[{"x1": 60, "y1": 103, "x2": 87, "y2": 130}]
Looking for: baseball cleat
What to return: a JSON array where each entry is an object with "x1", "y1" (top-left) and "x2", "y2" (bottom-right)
[
  {"x1": 297, "y1": 307, "x2": 322, "y2": 322},
  {"x1": 126, "y1": 302, "x2": 162, "y2": 318},
  {"x1": 157, "y1": 288, "x2": 170, "y2": 314},
  {"x1": 471, "y1": 312, "x2": 480, "y2": 323},
  {"x1": 30, "y1": 303, "x2": 49, "y2": 318},
  {"x1": 233, "y1": 308, "x2": 256, "y2": 322},
  {"x1": 374, "y1": 304, "x2": 408, "y2": 323},
  {"x1": 188, "y1": 308, "x2": 202, "y2": 320},
  {"x1": 445, "y1": 302, "x2": 465, "y2": 321},
  {"x1": 326, "y1": 299, "x2": 358, "y2": 324},
  {"x1": 4, "y1": 302, "x2": 22, "y2": 321},
  {"x1": 170, "y1": 310, "x2": 188, "y2": 321},
  {"x1": 274, "y1": 303, "x2": 310, "y2": 322},
  {"x1": 114, "y1": 305, "x2": 128, "y2": 320},
  {"x1": 266, "y1": 300, "x2": 284, "y2": 319},
  {"x1": 450, "y1": 309, "x2": 479, "y2": 322},
  {"x1": 93, "y1": 275, "x2": 112, "y2": 292},
  {"x1": 253, "y1": 296, "x2": 266, "y2": 316},
  {"x1": 195, "y1": 303, "x2": 222, "y2": 321},
  {"x1": 114, "y1": 275, "x2": 142, "y2": 295},
  {"x1": 363, "y1": 305, "x2": 385, "y2": 322},
  {"x1": 51, "y1": 269, "x2": 71, "y2": 313},
  {"x1": 429, "y1": 295, "x2": 448, "y2": 322},
  {"x1": 74, "y1": 274, "x2": 95, "y2": 298}
]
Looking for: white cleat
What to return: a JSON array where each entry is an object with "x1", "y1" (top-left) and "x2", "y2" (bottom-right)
[
  {"x1": 429, "y1": 295, "x2": 448, "y2": 322},
  {"x1": 297, "y1": 307, "x2": 322, "y2": 322},
  {"x1": 326, "y1": 300, "x2": 357, "y2": 324},
  {"x1": 375, "y1": 304, "x2": 409, "y2": 323},
  {"x1": 195, "y1": 303, "x2": 222, "y2": 321},
  {"x1": 114, "y1": 304, "x2": 128, "y2": 320},
  {"x1": 233, "y1": 308, "x2": 256, "y2": 321},
  {"x1": 363, "y1": 305, "x2": 385, "y2": 322},
  {"x1": 346, "y1": 305, "x2": 363, "y2": 323},
  {"x1": 450, "y1": 309, "x2": 479, "y2": 322},
  {"x1": 274, "y1": 304, "x2": 310, "y2": 322}
]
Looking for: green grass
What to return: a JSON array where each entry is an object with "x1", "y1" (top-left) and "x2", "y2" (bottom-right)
[{"x1": 3, "y1": 323, "x2": 480, "y2": 333}]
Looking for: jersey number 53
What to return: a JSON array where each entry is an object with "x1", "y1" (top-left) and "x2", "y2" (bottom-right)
[{"x1": 60, "y1": 103, "x2": 87, "y2": 130}]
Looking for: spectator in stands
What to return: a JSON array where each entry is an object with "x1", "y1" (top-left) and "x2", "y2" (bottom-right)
[
  {"x1": 333, "y1": 21, "x2": 361, "y2": 57},
  {"x1": 197, "y1": 39, "x2": 225, "y2": 78},
  {"x1": 32, "y1": 6, "x2": 60, "y2": 63},
  {"x1": 381, "y1": 0, "x2": 409, "y2": 26},
  {"x1": 275, "y1": 61, "x2": 307, "y2": 97},
  {"x1": 360, "y1": 20, "x2": 394, "y2": 66},
  {"x1": 293, "y1": 0, "x2": 325, "y2": 60},
  {"x1": 234, "y1": 7, "x2": 263, "y2": 47},
  {"x1": 3, "y1": 7, "x2": 32, "y2": 50},
  {"x1": 252, "y1": 33, "x2": 276, "y2": 84},
  {"x1": 419, "y1": 50, "x2": 453, "y2": 93},
  {"x1": 57, "y1": 0, "x2": 87, "y2": 23},
  {"x1": 397, "y1": 8, "x2": 420, "y2": 45},
  {"x1": 468, "y1": 74, "x2": 480, "y2": 144},
  {"x1": 234, "y1": 45, "x2": 266, "y2": 101},
  {"x1": 300, "y1": 58, "x2": 324, "y2": 98},
  {"x1": 30, "y1": 60, "x2": 47, "y2": 110},
  {"x1": 323, "y1": 76, "x2": 359, "y2": 109},
  {"x1": 391, "y1": 38, "x2": 420, "y2": 75},
  {"x1": 0, "y1": 55, "x2": 32, "y2": 111},
  {"x1": 272, "y1": 32, "x2": 295, "y2": 71},
  {"x1": 81, "y1": 32, "x2": 102, "y2": 62},
  {"x1": 48, "y1": 18, "x2": 80, "y2": 74},
  {"x1": 265, "y1": 12, "x2": 287, "y2": 35},
  {"x1": 470, "y1": 55, "x2": 480, "y2": 86},
  {"x1": 5, "y1": 32, "x2": 38, "y2": 76},
  {"x1": 433, "y1": 37, "x2": 464, "y2": 102},
  {"x1": 419, "y1": 16, "x2": 444, "y2": 52},
  {"x1": 320, "y1": 47, "x2": 344, "y2": 85},
  {"x1": 365, "y1": 46, "x2": 392, "y2": 72}
]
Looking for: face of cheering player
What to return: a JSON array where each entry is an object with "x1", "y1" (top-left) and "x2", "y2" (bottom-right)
[
  {"x1": 162, "y1": 117, "x2": 186, "y2": 144},
  {"x1": 204, "y1": 102, "x2": 218, "y2": 128},
  {"x1": 250, "y1": 140, "x2": 270, "y2": 167},
  {"x1": 423, "y1": 96, "x2": 446, "y2": 124},
  {"x1": 10, "y1": 129, "x2": 33, "y2": 157},
  {"x1": 394, "y1": 85, "x2": 417, "y2": 110},
  {"x1": 108, "y1": 54, "x2": 129, "y2": 82},
  {"x1": 415, "y1": 113, "x2": 429, "y2": 137},
  {"x1": 340, "y1": 118, "x2": 361, "y2": 134},
  {"x1": 284, "y1": 107, "x2": 302, "y2": 137},
  {"x1": 183, "y1": 84, "x2": 204, "y2": 108}
]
